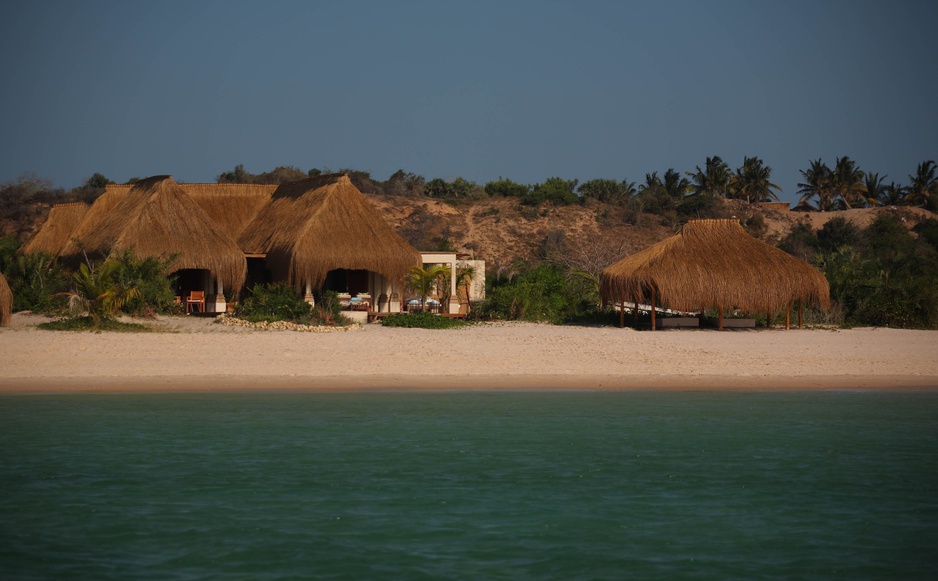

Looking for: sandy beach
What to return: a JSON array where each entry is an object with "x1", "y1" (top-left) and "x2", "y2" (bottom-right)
[{"x1": 1, "y1": 313, "x2": 936, "y2": 393}]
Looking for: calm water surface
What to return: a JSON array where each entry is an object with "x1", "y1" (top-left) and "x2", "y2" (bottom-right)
[{"x1": 1, "y1": 391, "x2": 936, "y2": 580}]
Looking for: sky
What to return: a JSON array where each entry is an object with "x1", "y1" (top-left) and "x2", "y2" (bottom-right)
[{"x1": 1, "y1": 0, "x2": 936, "y2": 203}]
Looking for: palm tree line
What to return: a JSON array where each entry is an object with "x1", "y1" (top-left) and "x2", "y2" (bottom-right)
[{"x1": 797, "y1": 159, "x2": 938, "y2": 211}]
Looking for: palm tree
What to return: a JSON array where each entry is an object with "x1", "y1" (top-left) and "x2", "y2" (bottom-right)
[
  {"x1": 881, "y1": 181, "x2": 907, "y2": 206},
  {"x1": 662, "y1": 168, "x2": 691, "y2": 201},
  {"x1": 905, "y1": 160, "x2": 938, "y2": 208},
  {"x1": 62, "y1": 260, "x2": 140, "y2": 322},
  {"x1": 831, "y1": 156, "x2": 867, "y2": 209},
  {"x1": 797, "y1": 159, "x2": 833, "y2": 211},
  {"x1": 864, "y1": 172, "x2": 887, "y2": 207},
  {"x1": 687, "y1": 156, "x2": 732, "y2": 198},
  {"x1": 732, "y1": 156, "x2": 781, "y2": 203},
  {"x1": 406, "y1": 264, "x2": 449, "y2": 311}
]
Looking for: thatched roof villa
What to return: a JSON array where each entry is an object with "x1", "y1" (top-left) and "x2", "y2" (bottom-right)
[
  {"x1": 59, "y1": 176, "x2": 249, "y2": 299},
  {"x1": 0, "y1": 271, "x2": 12, "y2": 327},
  {"x1": 239, "y1": 173, "x2": 422, "y2": 314},
  {"x1": 600, "y1": 218, "x2": 830, "y2": 330},
  {"x1": 23, "y1": 173, "x2": 423, "y2": 316}
]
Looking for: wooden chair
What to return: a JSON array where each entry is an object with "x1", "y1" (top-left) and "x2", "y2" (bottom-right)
[{"x1": 186, "y1": 291, "x2": 205, "y2": 314}]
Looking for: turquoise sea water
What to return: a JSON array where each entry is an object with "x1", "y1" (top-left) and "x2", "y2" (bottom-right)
[{"x1": 1, "y1": 391, "x2": 936, "y2": 580}]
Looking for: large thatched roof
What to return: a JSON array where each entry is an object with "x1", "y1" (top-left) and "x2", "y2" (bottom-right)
[
  {"x1": 20, "y1": 202, "x2": 89, "y2": 256},
  {"x1": 239, "y1": 173, "x2": 422, "y2": 287},
  {"x1": 600, "y1": 218, "x2": 830, "y2": 312},
  {"x1": 184, "y1": 183, "x2": 277, "y2": 239},
  {"x1": 0, "y1": 271, "x2": 12, "y2": 327},
  {"x1": 60, "y1": 176, "x2": 247, "y2": 292}
]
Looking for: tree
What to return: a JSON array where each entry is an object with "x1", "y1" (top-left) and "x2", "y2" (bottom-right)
[
  {"x1": 688, "y1": 156, "x2": 732, "y2": 198},
  {"x1": 731, "y1": 156, "x2": 780, "y2": 203},
  {"x1": 61, "y1": 259, "x2": 140, "y2": 322},
  {"x1": 880, "y1": 182, "x2": 907, "y2": 206},
  {"x1": 484, "y1": 177, "x2": 530, "y2": 199},
  {"x1": 524, "y1": 177, "x2": 579, "y2": 206},
  {"x1": 383, "y1": 170, "x2": 425, "y2": 197},
  {"x1": 797, "y1": 159, "x2": 834, "y2": 211},
  {"x1": 830, "y1": 156, "x2": 868, "y2": 209},
  {"x1": 864, "y1": 172, "x2": 888, "y2": 207},
  {"x1": 905, "y1": 160, "x2": 938, "y2": 210},
  {"x1": 406, "y1": 264, "x2": 449, "y2": 310},
  {"x1": 577, "y1": 178, "x2": 636, "y2": 205},
  {"x1": 425, "y1": 177, "x2": 483, "y2": 199}
]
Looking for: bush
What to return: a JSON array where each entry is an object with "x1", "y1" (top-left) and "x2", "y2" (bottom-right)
[
  {"x1": 38, "y1": 316, "x2": 151, "y2": 332},
  {"x1": 111, "y1": 250, "x2": 178, "y2": 316},
  {"x1": 236, "y1": 283, "x2": 314, "y2": 323},
  {"x1": 380, "y1": 312, "x2": 468, "y2": 329},
  {"x1": 480, "y1": 262, "x2": 596, "y2": 324},
  {"x1": 4, "y1": 251, "x2": 69, "y2": 314}
]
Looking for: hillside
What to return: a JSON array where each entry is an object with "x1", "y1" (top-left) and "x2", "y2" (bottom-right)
[{"x1": 366, "y1": 194, "x2": 938, "y2": 271}]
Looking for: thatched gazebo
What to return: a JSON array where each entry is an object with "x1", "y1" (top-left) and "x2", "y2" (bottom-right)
[
  {"x1": 239, "y1": 173, "x2": 421, "y2": 304},
  {"x1": 60, "y1": 176, "x2": 248, "y2": 298},
  {"x1": 20, "y1": 202, "x2": 89, "y2": 257},
  {"x1": 0, "y1": 271, "x2": 12, "y2": 327},
  {"x1": 600, "y1": 218, "x2": 830, "y2": 330}
]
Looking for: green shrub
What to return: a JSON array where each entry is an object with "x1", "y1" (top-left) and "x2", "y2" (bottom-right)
[
  {"x1": 236, "y1": 283, "x2": 314, "y2": 323},
  {"x1": 480, "y1": 262, "x2": 596, "y2": 324},
  {"x1": 380, "y1": 312, "x2": 468, "y2": 329},
  {"x1": 112, "y1": 250, "x2": 178, "y2": 316},
  {"x1": 4, "y1": 251, "x2": 69, "y2": 314},
  {"x1": 38, "y1": 316, "x2": 151, "y2": 332}
]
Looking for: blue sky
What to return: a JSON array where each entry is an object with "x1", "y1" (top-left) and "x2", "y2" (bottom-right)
[{"x1": 1, "y1": 0, "x2": 936, "y2": 203}]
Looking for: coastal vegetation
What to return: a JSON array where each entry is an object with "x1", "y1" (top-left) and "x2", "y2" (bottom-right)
[
  {"x1": 2, "y1": 156, "x2": 937, "y2": 329},
  {"x1": 235, "y1": 283, "x2": 350, "y2": 327}
]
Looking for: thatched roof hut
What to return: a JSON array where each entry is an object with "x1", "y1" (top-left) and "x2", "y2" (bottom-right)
[
  {"x1": 600, "y1": 219, "x2": 830, "y2": 328},
  {"x1": 239, "y1": 173, "x2": 421, "y2": 288},
  {"x1": 20, "y1": 202, "x2": 89, "y2": 257},
  {"x1": 60, "y1": 176, "x2": 247, "y2": 292},
  {"x1": 0, "y1": 271, "x2": 12, "y2": 327}
]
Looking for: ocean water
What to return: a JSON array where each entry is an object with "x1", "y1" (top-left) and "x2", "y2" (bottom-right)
[{"x1": 1, "y1": 391, "x2": 936, "y2": 580}]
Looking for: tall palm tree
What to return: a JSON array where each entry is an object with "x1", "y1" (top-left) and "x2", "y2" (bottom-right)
[
  {"x1": 687, "y1": 156, "x2": 732, "y2": 198},
  {"x1": 732, "y1": 156, "x2": 781, "y2": 203},
  {"x1": 905, "y1": 160, "x2": 938, "y2": 208},
  {"x1": 662, "y1": 168, "x2": 692, "y2": 201},
  {"x1": 831, "y1": 156, "x2": 867, "y2": 209},
  {"x1": 454, "y1": 264, "x2": 475, "y2": 312},
  {"x1": 797, "y1": 159, "x2": 833, "y2": 211},
  {"x1": 864, "y1": 172, "x2": 887, "y2": 207}
]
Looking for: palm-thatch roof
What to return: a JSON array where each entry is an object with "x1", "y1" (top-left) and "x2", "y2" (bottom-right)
[
  {"x1": 239, "y1": 173, "x2": 422, "y2": 288},
  {"x1": 600, "y1": 218, "x2": 830, "y2": 315},
  {"x1": 60, "y1": 176, "x2": 247, "y2": 292},
  {"x1": 184, "y1": 183, "x2": 277, "y2": 239},
  {"x1": 20, "y1": 202, "x2": 89, "y2": 256},
  {"x1": 0, "y1": 271, "x2": 12, "y2": 327}
]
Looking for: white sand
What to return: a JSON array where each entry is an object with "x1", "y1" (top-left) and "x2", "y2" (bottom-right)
[{"x1": 1, "y1": 313, "x2": 936, "y2": 393}]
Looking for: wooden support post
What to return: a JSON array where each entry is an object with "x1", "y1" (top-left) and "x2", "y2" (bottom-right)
[
  {"x1": 798, "y1": 299, "x2": 804, "y2": 329},
  {"x1": 619, "y1": 301, "x2": 624, "y2": 328},
  {"x1": 766, "y1": 306, "x2": 771, "y2": 329},
  {"x1": 718, "y1": 304, "x2": 724, "y2": 331},
  {"x1": 785, "y1": 301, "x2": 791, "y2": 330},
  {"x1": 650, "y1": 288, "x2": 657, "y2": 331}
]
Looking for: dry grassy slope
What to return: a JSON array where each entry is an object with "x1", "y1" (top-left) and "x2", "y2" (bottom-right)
[{"x1": 368, "y1": 195, "x2": 938, "y2": 269}]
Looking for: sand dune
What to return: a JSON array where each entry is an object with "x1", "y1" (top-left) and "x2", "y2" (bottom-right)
[{"x1": 1, "y1": 313, "x2": 936, "y2": 393}]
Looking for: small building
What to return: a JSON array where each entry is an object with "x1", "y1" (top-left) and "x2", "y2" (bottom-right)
[
  {"x1": 600, "y1": 218, "x2": 830, "y2": 330},
  {"x1": 238, "y1": 173, "x2": 422, "y2": 321},
  {"x1": 58, "y1": 176, "x2": 248, "y2": 312}
]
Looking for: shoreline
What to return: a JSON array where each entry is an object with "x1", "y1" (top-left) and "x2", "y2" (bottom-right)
[
  {"x1": 2, "y1": 374, "x2": 938, "y2": 395},
  {"x1": 2, "y1": 314, "x2": 937, "y2": 394}
]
